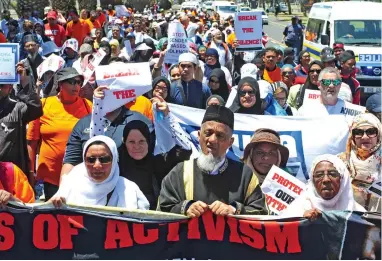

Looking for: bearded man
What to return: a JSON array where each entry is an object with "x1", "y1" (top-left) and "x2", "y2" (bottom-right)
[{"x1": 158, "y1": 105, "x2": 268, "y2": 217}]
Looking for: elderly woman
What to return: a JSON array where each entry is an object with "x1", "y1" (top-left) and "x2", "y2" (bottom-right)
[
  {"x1": 280, "y1": 64, "x2": 296, "y2": 89},
  {"x1": 339, "y1": 113, "x2": 381, "y2": 212},
  {"x1": 50, "y1": 136, "x2": 149, "y2": 209},
  {"x1": 229, "y1": 77, "x2": 263, "y2": 115},
  {"x1": 283, "y1": 154, "x2": 365, "y2": 219},
  {"x1": 242, "y1": 128, "x2": 290, "y2": 184}
]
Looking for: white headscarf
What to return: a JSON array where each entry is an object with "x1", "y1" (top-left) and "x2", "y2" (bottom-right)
[
  {"x1": 56, "y1": 135, "x2": 150, "y2": 209},
  {"x1": 282, "y1": 154, "x2": 365, "y2": 217}
]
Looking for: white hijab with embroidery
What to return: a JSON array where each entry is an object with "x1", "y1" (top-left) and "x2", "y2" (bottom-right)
[
  {"x1": 282, "y1": 154, "x2": 365, "y2": 217},
  {"x1": 56, "y1": 135, "x2": 149, "y2": 210}
]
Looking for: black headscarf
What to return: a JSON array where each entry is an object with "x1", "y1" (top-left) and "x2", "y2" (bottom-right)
[
  {"x1": 203, "y1": 48, "x2": 221, "y2": 80},
  {"x1": 147, "y1": 76, "x2": 171, "y2": 102},
  {"x1": 118, "y1": 120, "x2": 156, "y2": 209},
  {"x1": 131, "y1": 38, "x2": 155, "y2": 62},
  {"x1": 296, "y1": 61, "x2": 324, "y2": 109},
  {"x1": 229, "y1": 76, "x2": 262, "y2": 115},
  {"x1": 208, "y1": 68, "x2": 229, "y2": 102}
]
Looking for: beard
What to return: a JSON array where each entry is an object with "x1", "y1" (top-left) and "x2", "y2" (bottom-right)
[
  {"x1": 27, "y1": 51, "x2": 38, "y2": 62},
  {"x1": 197, "y1": 152, "x2": 224, "y2": 173}
]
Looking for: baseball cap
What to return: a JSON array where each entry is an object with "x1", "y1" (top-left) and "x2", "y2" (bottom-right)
[
  {"x1": 333, "y1": 42, "x2": 345, "y2": 50},
  {"x1": 56, "y1": 67, "x2": 83, "y2": 82},
  {"x1": 241, "y1": 63, "x2": 258, "y2": 78},
  {"x1": 321, "y1": 53, "x2": 336, "y2": 63},
  {"x1": 47, "y1": 11, "x2": 57, "y2": 19},
  {"x1": 321, "y1": 47, "x2": 333, "y2": 56},
  {"x1": 366, "y1": 93, "x2": 382, "y2": 113},
  {"x1": 339, "y1": 51, "x2": 355, "y2": 63}
]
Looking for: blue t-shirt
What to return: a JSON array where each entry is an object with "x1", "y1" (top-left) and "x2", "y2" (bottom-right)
[{"x1": 169, "y1": 79, "x2": 212, "y2": 109}]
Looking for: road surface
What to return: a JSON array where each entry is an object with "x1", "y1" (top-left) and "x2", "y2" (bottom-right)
[{"x1": 263, "y1": 15, "x2": 291, "y2": 48}]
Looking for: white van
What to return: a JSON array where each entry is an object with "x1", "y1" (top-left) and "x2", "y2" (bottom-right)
[
  {"x1": 303, "y1": 1, "x2": 381, "y2": 100},
  {"x1": 212, "y1": 1, "x2": 237, "y2": 20}
]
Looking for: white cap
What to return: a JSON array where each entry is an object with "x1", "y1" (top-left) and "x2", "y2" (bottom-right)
[
  {"x1": 241, "y1": 64, "x2": 258, "y2": 78},
  {"x1": 115, "y1": 19, "x2": 123, "y2": 24},
  {"x1": 178, "y1": 53, "x2": 198, "y2": 65}
]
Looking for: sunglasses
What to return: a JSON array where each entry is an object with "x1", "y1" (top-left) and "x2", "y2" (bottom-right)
[
  {"x1": 66, "y1": 78, "x2": 83, "y2": 86},
  {"x1": 154, "y1": 85, "x2": 168, "y2": 92},
  {"x1": 352, "y1": 128, "x2": 378, "y2": 138},
  {"x1": 309, "y1": 69, "x2": 321, "y2": 74},
  {"x1": 282, "y1": 71, "x2": 294, "y2": 76},
  {"x1": 313, "y1": 171, "x2": 341, "y2": 180},
  {"x1": 209, "y1": 79, "x2": 219, "y2": 84},
  {"x1": 320, "y1": 79, "x2": 342, "y2": 87},
  {"x1": 85, "y1": 156, "x2": 112, "y2": 164},
  {"x1": 239, "y1": 90, "x2": 255, "y2": 97}
]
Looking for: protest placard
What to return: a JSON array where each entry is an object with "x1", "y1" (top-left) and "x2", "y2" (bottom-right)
[
  {"x1": 164, "y1": 20, "x2": 189, "y2": 64},
  {"x1": 0, "y1": 43, "x2": 19, "y2": 84},
  {"x1": 92, "y1": 62, "x2": 152, "y2": 137},
  {"x1": 368, "y1": 180, "x2": 381, "y2": 198},
  {"x1": 234, "y1": 12, "x2": 263, "y2": 51},
  {"x1": 37, "y1": 54, "x2": 65, "y2": 80},
  {"x1": 115, "y1": 5, "x2": 130, "y2": 17},
  {"x1": 303, "y1": 89, "x2": 321, "y2": 104},
  {"x1": 82, "y1": 48, "x2": 106, "y2": 86},
  {"x1": 261, "y1": 166, "x2": 307, "y2": 215}
]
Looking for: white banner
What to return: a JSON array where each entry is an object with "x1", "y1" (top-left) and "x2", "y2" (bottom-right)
[
  {"x1": 95, "y1": 62, "x2": 152, "y2": 113},
  {"x1": 37, "y1": 54, "x2": 65, "y2": 79},
  {"x1": 303, "y1": 89, "x2": 321, "y2": 104},
  {"x1": 164, "y1": 20, "x2": 189, "y2": 64},
  {"x1": 234, "y1": 12, "x2": 263, "y2": 50},
  {"x1": 115, "y1": 5, "x2": 130, "y2": 17},
  {"x1": 82, "y1": 48, "x2": 106, "y2": 86},
  {"x1": 261, "y1": 166, "x2": 306, "y2": 215},
  {"x1": 169, "y1": 104, "x2": 350, "y2": 182}
]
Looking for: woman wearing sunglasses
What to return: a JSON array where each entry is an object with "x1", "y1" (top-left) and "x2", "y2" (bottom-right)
[
  {"x1": 229, "y1": 77, "x2": 263, "y2": 115},
  {"x1": 207, "y1": 68, "x2": 230, "y2": 102},
  {"x1": 339, "y1": 113, "x2": 381, "y2": 212},
  {"x1": 27, "y1": 68, "x2": 92, "y2": 201},
  {"x1": 283, "y1": 154, "x2": 365, "y2": 219},
  {"x1": 49, "y1": 135, "x2": 149, "y2": 209}
]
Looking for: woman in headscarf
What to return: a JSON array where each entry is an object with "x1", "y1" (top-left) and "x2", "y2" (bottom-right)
[
  {"x1": 118, "y1": 110, "x2": 192, "y2": 209},
  {"x1": 147, "y1": 76, "x2": 171, "y2": 102},
  {"x1": 206, "y1": 94, "x2": 225, "y2": 107},
  {"x1": 208, "y1": 68, "x2": 230, "y2": 102},
  {"x1": 49, "y1": 135, "x2": 150, "y2": 209},
  {"x1": 98, "y1": 41, "x2": 112, "y2": 65},
  {"x1": 201, "y1": 48, "x2": 232, "y2": 87},
  {"x1": 156, "y1": 37, "x2": 168, "y2": 51},
  {"x1": 288, "y1": 61, "x2": 324, "y2": 109},
  {"x1": 264, "y1": 81, "x2": 294, "y2": 116},
  {"x1": 339, "y1": 113, "x2": 381, "y2": 212},
  {"x1": 198, "y1": 45, "x2": 207, "y2": 62},
  {"x1": 229, "y1": 77, "x2": 262, "y2": 115},
  {"x1": 283, "y1": 154, "x2": 365, "y2": 219}
]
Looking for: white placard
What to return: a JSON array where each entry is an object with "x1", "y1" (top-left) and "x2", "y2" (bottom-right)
[
  {"x1": 234, "y1": 12, "x2": 263, "y2": 50},
  {"x1": 82, "y1": 48, "x2": 106, "y2": 86},
  {"x1": 0, "y1": 43, "x2": 19, "y2": 84},
  {"x1": 261, "y1": 166, "x2": 307, "y2": 215},
  {"x1": 115, "y1": 5, "x2": 130, "y2": 17},
  {"x1": 303, "y1": 89, "x2": 321, "y2": 104},
  {"x1": 37, "y1": 54, "x2": 65, "y2": 79},
  {"x1": 164, "y1": 20, "x2": 189, "y2": 64}
]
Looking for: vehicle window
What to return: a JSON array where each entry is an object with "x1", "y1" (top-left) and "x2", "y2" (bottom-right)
[
  {"x1": 334, "y1": 20, "x2": 381, "y2": 46},
  {"x1": 218, "y1": 6, "x2": 237, "y2": 12},
  {"x1": 305, "y1": 18, "x2": 325, "y2": 43},
  {"x1": 326, "y1": 21, "x2": 331, "y2": 44}
]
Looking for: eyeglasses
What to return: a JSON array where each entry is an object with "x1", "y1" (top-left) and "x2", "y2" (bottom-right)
[
  {"x1": 282, "y1": 71, "x2": 294, "y2": 76},
  {"x1": 25, "y1": 43, "x2": 36, "y2": 48},
  {"x1": 309, "y1": 69, "x2": 321, "y2": 74},
  {"x1": 209, "y1": 79, "x2": 219, "y2": 84},
  {"x1": 313, "y1": 171, "x2": 340, "y2": 180},
  {"x1": 239, "y1": 90, "x2": 255, "y2": 97},
  {"x1": 154, "y1": 85, "x2": 168, "y2": 92},
  {"x1": 66, "y1": 78, "x2": 83, "y2": 86},
  {"x1": 352, "y1": 128, "x2": 378, "y2": 138},
  {"x1": 254, "y1": 150, "x2": 278, "y2": 159},
  {"x1": 85, "y1": 156, "x2": 112, "y2": 164},
  {"x1": 320, "y1": 79, "x2": 341, "y2": 87}
]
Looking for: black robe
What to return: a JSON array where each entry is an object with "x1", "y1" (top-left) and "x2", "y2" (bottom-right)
[{"x1": 158, "y1": 158, "x2": 268, "y2": 215}]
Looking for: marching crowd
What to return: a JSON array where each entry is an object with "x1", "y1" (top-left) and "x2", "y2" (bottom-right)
[{"x1": 0, "y1": 4, "x2": 381, "y2": 220}]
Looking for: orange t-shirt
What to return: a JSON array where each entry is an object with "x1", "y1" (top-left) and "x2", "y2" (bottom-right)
[
  {"x1": 125, "y1": 96, "x2": 153, "y2": 122},
  {"x1": 107, "y1": 10, "x2": 116, "y2": 17},
  {"x1": 65, "y1": 19, "x2": 91, "y2": 45},
  {"x1": 0, "y1": 163, "x2": 35, "y2": 203},
  {"x1": 26, "y1": 97, "x2": 92, "y2": 186},
  {"x1": 97, "y1": 12, "x2": 107, "y2": 27},
  {"x1": 87, "y1": 18, "x2": 101, "y2": 29},
  {"x1": 263, "y1": 67, "x2": 282, "y2": 83}
]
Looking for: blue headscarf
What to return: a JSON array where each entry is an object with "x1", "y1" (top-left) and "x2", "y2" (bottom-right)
[{"x1": 204, "y1": 48, "x2": 221, "y2": 80}]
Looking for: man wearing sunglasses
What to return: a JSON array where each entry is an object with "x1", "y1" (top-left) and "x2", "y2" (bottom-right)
[{"x1": 298, "y1": 67, "x2": 365, "y2": 119}]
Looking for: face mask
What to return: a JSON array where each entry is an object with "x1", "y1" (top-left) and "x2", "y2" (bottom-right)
[{"x1": 215, "y1": 39, "x2": 222, "y2": 44}]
